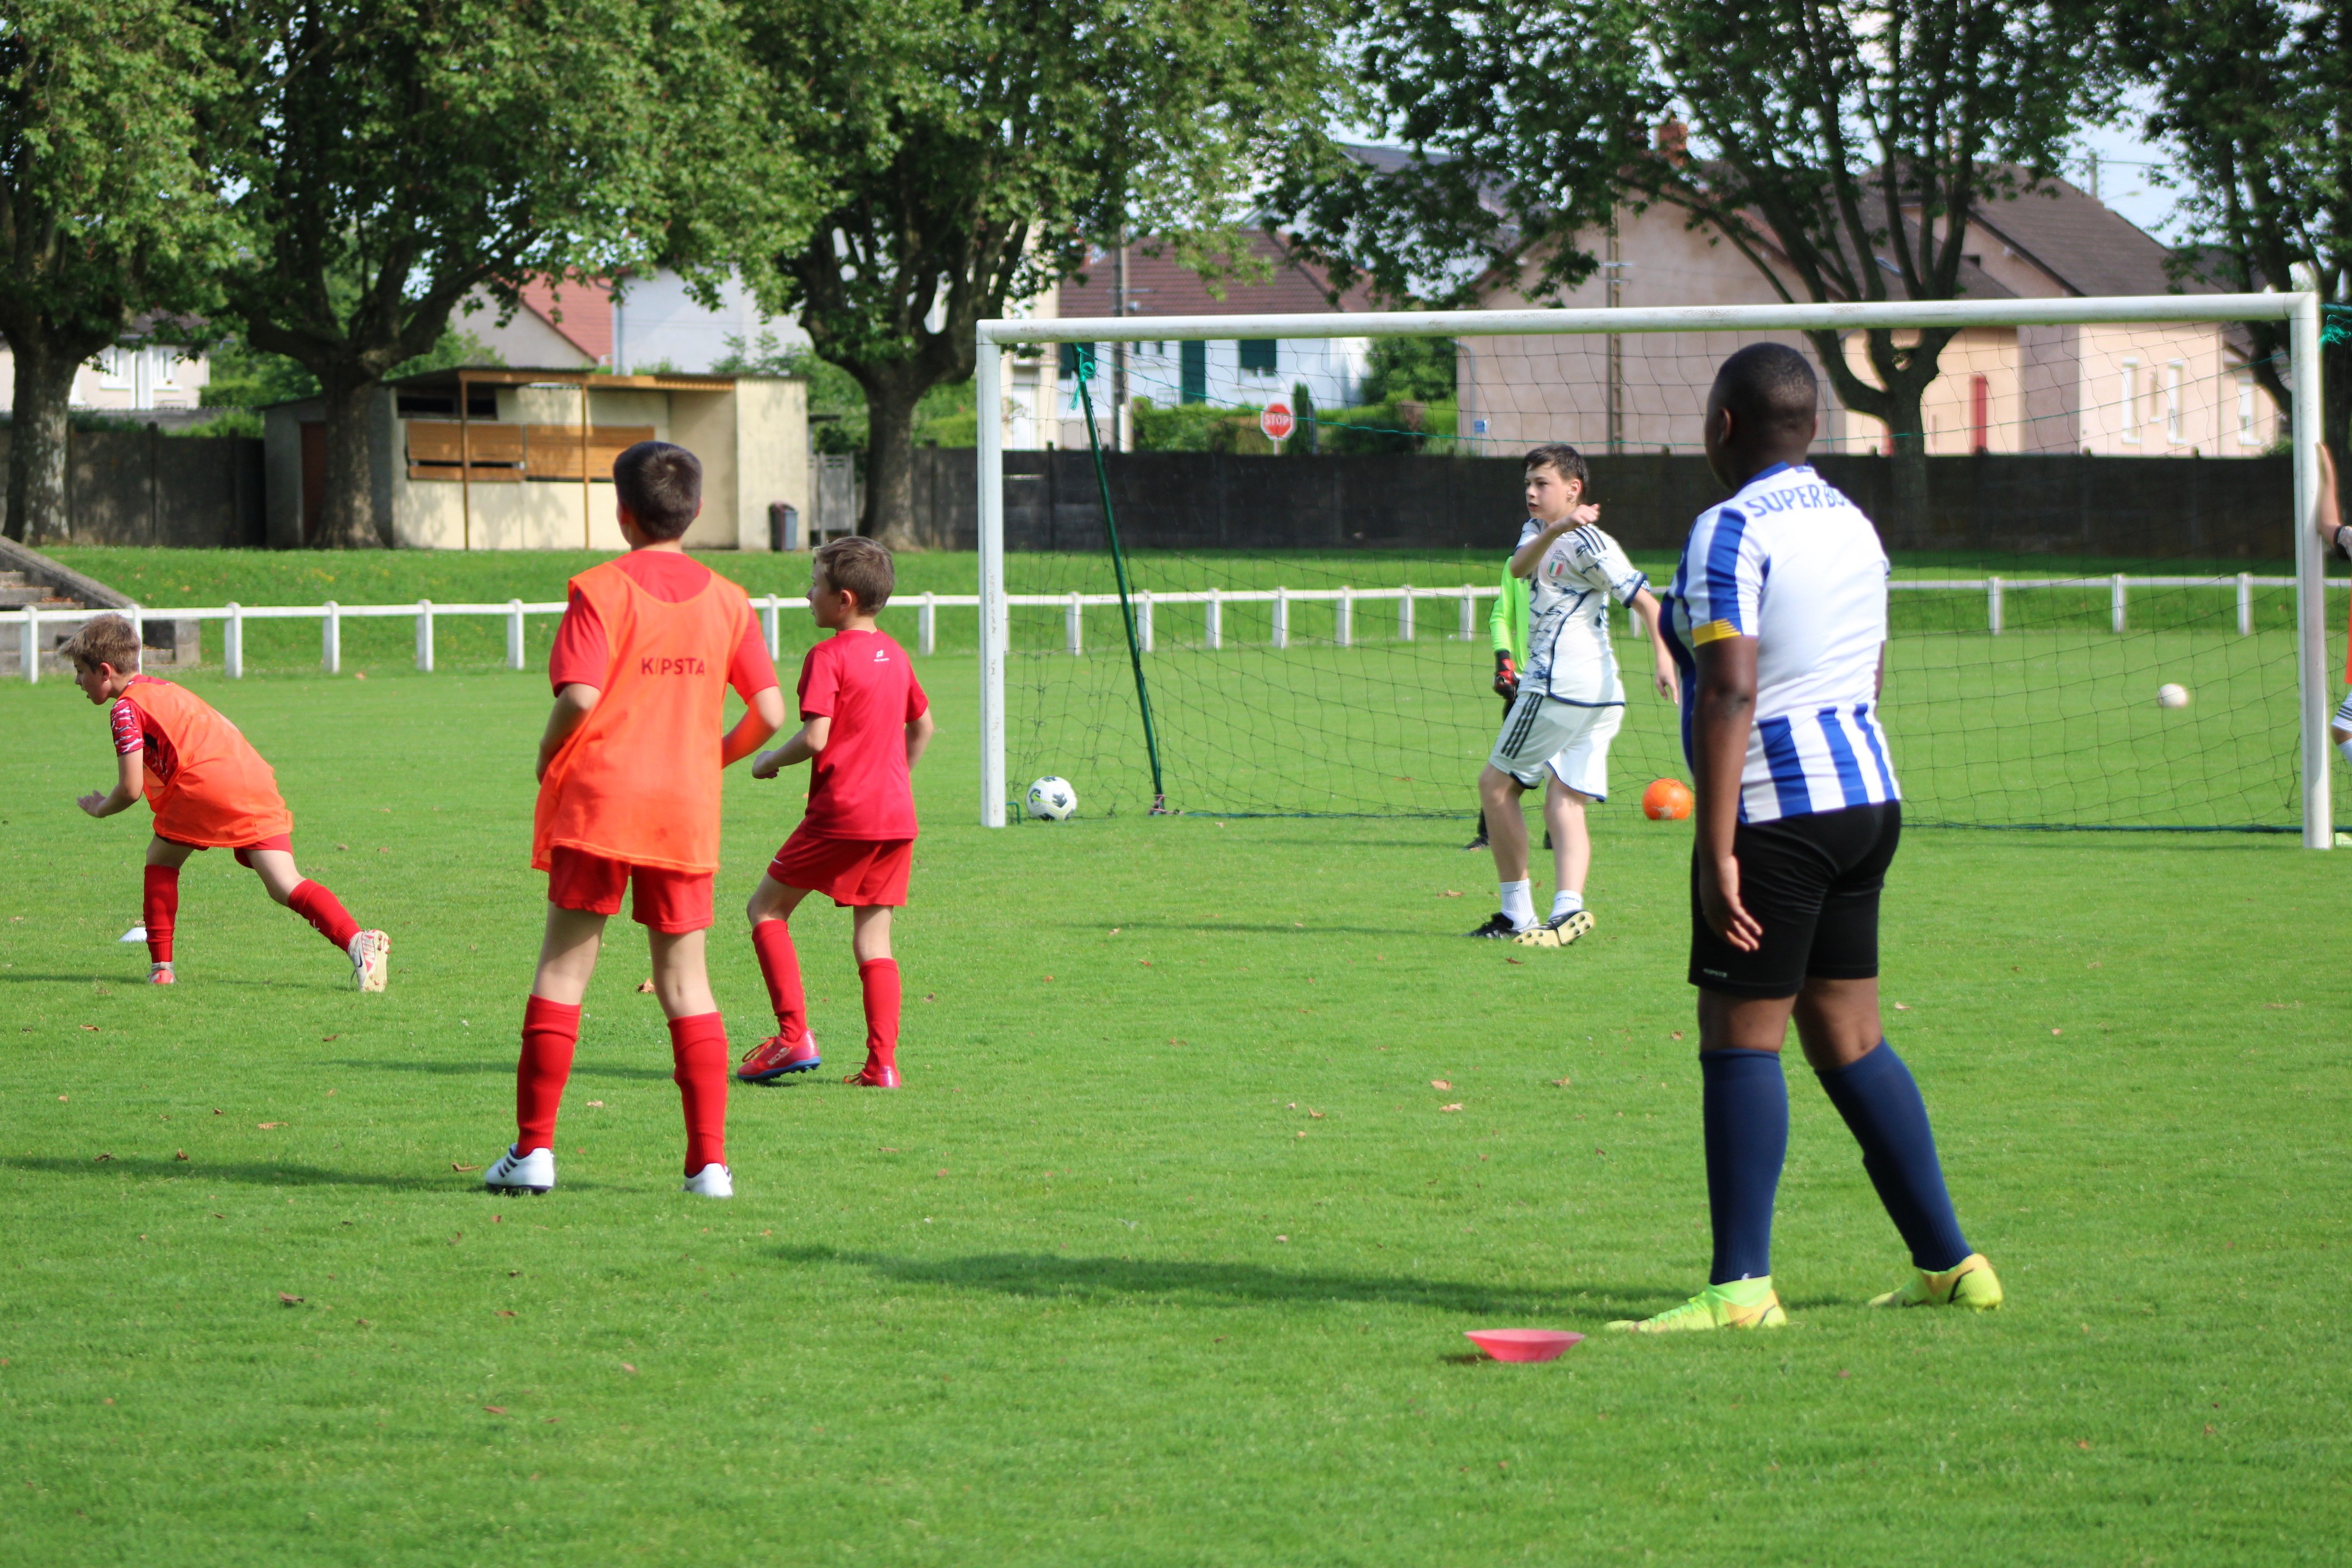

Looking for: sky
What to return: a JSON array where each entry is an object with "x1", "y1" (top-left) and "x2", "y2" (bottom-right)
[{"x1": 2071, "y1": 92, "x2": 2184, "y2": 239}]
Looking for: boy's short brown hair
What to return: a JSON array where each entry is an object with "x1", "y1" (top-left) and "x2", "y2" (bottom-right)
[
  {"x1": 612, "y1": 440, "x2": 702, "y2": 539},
  {"x1": 813, "y1": 536, "x2": 895, "y2": 612},
  {"x1": 59, "y1": 613, "x2": 140, "y2": 674},
  {"x1": 1523, "y1": 443, "x2": 1590, "y2": 489}
]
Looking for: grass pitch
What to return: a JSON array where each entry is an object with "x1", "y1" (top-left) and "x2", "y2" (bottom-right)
[{"x1": 3, "y1": 554, "x2": 2349, "y2": 1564}]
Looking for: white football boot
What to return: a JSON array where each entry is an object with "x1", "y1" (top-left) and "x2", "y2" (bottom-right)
[
  {"x1": 682, "y1": 1164, "x2": 734, "y2": 1199},
  {"x1": 484, "y1": 1144, "x2": 555, "y2": 1194},
  {"x1": 349, "y1": 929, "x2": 391, "y2": 992}
]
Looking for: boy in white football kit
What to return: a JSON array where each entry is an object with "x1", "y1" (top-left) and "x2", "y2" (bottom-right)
[{"x1": 1471, "y1": 443, "x2": 1678, "y2": 946}]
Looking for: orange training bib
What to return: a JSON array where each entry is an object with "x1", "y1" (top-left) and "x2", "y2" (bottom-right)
[{"x1": 120, "y1": 678, "x2": 293, "y2": 847}]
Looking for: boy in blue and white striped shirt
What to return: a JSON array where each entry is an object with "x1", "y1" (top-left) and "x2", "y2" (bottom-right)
[{"x1": 1616, "y1": 343, "x2": 2003, "y2": 1334}]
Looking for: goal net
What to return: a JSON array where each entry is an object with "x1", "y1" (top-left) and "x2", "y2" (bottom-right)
[{"x1": 974, "y1": 295, "x2": 2334, "y2": 844}]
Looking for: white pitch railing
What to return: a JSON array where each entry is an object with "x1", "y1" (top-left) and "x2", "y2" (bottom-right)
[{"x1": 13, "y1": 574, "x2": 2331, "y2": 685}]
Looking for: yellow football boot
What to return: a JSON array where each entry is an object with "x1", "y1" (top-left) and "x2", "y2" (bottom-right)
[
  {"x1": 1869, "y1": 1252, "x2": 2004, "y2": 1311},
  {"x1": 1607, "y1": 1279, "x2": 1788, "y2": 1333}
]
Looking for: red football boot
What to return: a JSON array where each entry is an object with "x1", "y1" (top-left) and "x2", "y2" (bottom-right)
[
  {"x1": 844, "y1": 1060, "x2": 901, "y2": 1088},
  {"x1": 737, "y1": 1031, "x2": 821, "y2": 1083}
]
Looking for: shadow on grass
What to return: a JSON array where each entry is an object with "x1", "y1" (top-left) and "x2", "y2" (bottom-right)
[
  {"x1": 329, "y1": 1058, "x2": 675, "y2": 1083},
  {"x1": 774, "y1": 1242, "x2": 1674, "y2": 1318},
  {"x1": 1, "y1": 1154, "x2": 444, "y2": 1191}
]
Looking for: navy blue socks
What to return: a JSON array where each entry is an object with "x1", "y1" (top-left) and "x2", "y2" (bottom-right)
[
  {"x1": 1701, "y1": 1048, "x2": 1787, "y2": 1283},
  {"x1": 1815, "y1": 1042, "x2": 1971, "y2": 1271}
]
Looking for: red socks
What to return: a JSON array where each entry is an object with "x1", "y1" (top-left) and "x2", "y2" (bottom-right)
[
  {"x1": 142, "y1": 864, "x2": 179, "y2": 965},
  {"x1": 750, "y1": 919, "x2": 808, "y2": 1042},
  {"x1": 288, "y1": 879, "x2": 361, "y2": 950},
  {"x1": 668, "y1": 1013, "x2": 730, "y2": 1174},
  {"x1": 859, "y1": 958, "x2": 901, "y2": 1071},
  {"x1": 516, "y1": 996, "x2": 581, "y2": 1154}
]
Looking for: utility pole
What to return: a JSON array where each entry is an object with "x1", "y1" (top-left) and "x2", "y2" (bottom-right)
[
  {"x1": 1605, "y1": 209, "x2": 1624, "y2": 452},
  {"x1": 2088, "y1": 150, "x2": 2099, "y2": 202},
  {"x1": 1112, "y1": 238, "x2": 1129, "y2": 452}
]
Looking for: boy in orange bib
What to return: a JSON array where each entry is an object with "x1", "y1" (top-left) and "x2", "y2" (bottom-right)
[
  {"x1": 484, "y1": 440, "x2": 785, "y2": 1200},
  {"x1": 62, "y1": 614, "x2": 388, "y2": 991},
  {"x1": 737, "y1": 537, "x2": 934, "y2": 1089}
]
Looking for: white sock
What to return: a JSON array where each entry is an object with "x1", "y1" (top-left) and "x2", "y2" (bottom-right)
[
  {"x1": 1500, "y1": 880, "x2": 1536, "y2": 929},
  {"x1": 1552, "y1": 888, "x2": 1584, "y2": 920}
]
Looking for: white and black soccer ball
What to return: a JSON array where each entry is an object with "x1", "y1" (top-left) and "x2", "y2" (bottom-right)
[
  {"x1": 2157, "y1": 682, "x2": 2191, "y2": 710},
  {"x1": 1025, "y1": 775, "x2": 1078, "y2": 821}
]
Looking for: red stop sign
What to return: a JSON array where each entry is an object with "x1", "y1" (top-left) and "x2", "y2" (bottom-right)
[{"x1": 1259, "y1": 401, "x2": 1295, "y2": 443}]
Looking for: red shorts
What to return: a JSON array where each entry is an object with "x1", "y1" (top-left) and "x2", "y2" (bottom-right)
[
  {"x1": 161, "y1": 831, "x2": 293, "y2": 869},
  {"x1": 547, "y1": 846, "x2": 714, "y2": 933},
  {"x1": 768, "y1": 827, "x2": 913, "y2": 908}
]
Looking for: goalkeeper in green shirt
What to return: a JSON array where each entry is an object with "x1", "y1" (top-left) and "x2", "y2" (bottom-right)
[{"x1": 1468, "y1": 562, "x2": 1533, "y2": 850}]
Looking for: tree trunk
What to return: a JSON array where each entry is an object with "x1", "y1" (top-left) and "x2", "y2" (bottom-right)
[
  {"x1": 1886, "y1": 381, "x2": 1930, "y2": 540},
  {"x1": 861, "y1": 379, "x2": 923, "y2": 549},
  {"x1": 4, "y1": 329, "x2": 89, "y2": 545},
  {"x1": 314, "y1": 374, "x2": 387, "y2": 550}
]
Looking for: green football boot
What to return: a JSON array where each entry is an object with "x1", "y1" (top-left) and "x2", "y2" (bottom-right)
[
  {"x1": 1869, "y1": 1252, "x2": 2004, "y2": 1311},
  {"x1": 1606, "y1": 1278, "x2": 1788, "y2": 1333}
]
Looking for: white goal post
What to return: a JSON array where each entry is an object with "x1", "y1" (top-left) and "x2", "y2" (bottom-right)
[{"x1": 974, "y1": 290, "x2": 2331, "y2": 846}]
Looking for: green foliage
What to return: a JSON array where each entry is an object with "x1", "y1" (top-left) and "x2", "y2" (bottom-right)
[
  {"x1": 1290, "y1": 380, "x2": 1318, "y2": 455},
  {"x1": 713, "y1": 330, "x2": 979, "y2": 452},
  {"x1": 1317, "y1": 396, "x2": 1459, "y2": 455},
  {"x1": 170, "y1": 408, "x2": 264, "y2": 438},
  {"x1": 198, "y1": 331, "x2": 318, "y2": 409},
  {"x1": 1132, "y1": 398, "x2": 1276, "y2": 453},
  {"x1": 204, "y1": 0, "x2": 804, "y2": 546},
  {"x1": 1359, "y1": 336, "x2": 1458, "y2": 405},
  {"x1": 2128, "y1": 0, "x2": 2351, "y2": 456},
  {"x1": 723, "y1": 0, "x2": 1345, "y2": 538}
]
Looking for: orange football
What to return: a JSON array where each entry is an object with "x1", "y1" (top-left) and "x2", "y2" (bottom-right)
[{"x1": 1642, "y1": 778, "x2": 1694, "y2": 821}]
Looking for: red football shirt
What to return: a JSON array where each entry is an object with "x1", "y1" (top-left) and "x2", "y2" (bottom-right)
[
  {"x1": 796, "y1": 628, "x2": 927, "y2": 840},
  {"x1": 548, "y1": 549, "x2": 777, "y2": 700}
]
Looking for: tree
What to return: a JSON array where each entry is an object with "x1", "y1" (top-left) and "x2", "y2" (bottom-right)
[
  {"x1": 0, "y1": 0, "x2": 229, "y2": 544},
  {"x1": 1275, "y1": 0, "x2": 2108, "y2": 527},
  {"x1": 727, "y1": 0, "x2": 1340, "y2": 548},
  {"x1": 2127, "y1": 0, "x2": 2350, "y2": 467},
  {"x1": 202, "y1": 0, "x2": 798, "y2": 548}
]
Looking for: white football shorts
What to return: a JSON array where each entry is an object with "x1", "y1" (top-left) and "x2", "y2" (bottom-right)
[{"x1": 1488, "y1": 691, "x2": 1624, "y2": 799}]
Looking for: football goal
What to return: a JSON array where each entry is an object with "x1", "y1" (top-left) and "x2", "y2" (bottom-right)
[{"x1": 972, "y1": 290, "x2": 2335, "y2": 846}]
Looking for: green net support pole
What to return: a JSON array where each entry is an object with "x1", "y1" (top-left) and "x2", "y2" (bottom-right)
[{"x1": 1074, "y1": 355, "x2": 1168, "y2": 813}]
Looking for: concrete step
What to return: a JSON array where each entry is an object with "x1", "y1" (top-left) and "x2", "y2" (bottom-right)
[{"x1": 0, "y1": 587, "x2": 79, "y2": 609}]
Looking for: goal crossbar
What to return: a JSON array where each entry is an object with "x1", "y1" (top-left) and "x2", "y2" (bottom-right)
[{"x1": 973, "y1": 292, "x2": 2332, "y2": 844}]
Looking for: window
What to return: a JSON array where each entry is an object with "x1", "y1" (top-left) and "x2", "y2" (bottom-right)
[
  {"x1": 2119, "y1": 358, "x2": 2141, "y2": 444},
  {"x1": 1180, "y1": 340, "x2": 1207, "y2": 404},
  {"x1": 153, "y1": 349, "x2": 180, "y2": 391},
  {"x1": 97, "y1": 349, "x2": 131, "y2": 390},
  {"x1": 2165, "y1": 360, "x2": 2185, "y2": 443},
  {"x1": 2238, "y1": 375, "x2": 2258, "y2": 445},
  {"x1": 1237, "y1": 338, "x2": 1278, "y2": 376}
]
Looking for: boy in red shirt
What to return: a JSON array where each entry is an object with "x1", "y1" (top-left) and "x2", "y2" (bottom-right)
[
  {"x1": 737, "y1": 536, "x2": 934, "y2": 1088},
  {"x1": 61, "y1": 613, "x2": 389, "y2": 991},
  {"x1": 484, "y1": 441, "x2": 785, "y2": 1199}
]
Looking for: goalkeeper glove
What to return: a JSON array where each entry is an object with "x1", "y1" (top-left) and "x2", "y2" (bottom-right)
[{"x1": 1493, "y1": 651, "x2": 1519, "y2": 697}]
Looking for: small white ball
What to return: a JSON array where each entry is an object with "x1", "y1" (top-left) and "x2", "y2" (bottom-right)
[
  {"x1": 1025, "y1": 775, "x2": 1078, "y2": 821},
  {"x1": 2157, "y1": 682, "x2": 2190, "y2": 709}
]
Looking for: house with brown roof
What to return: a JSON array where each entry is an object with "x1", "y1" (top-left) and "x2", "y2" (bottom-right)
[
  {"x1": 1458, "y1": 172, "x2": 2277, "y2": 459},
  {"x1": 1040, "y1": 232, "x2": 1379, "y2": 449}
]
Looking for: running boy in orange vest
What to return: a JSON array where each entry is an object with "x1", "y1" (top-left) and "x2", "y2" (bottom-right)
[
  {"x1": 484, "y1": 441, "x2": 785, "y2": 1200},
  {"x1": 736, "y1": 537, "x2": 933, "y2": 1089},
  {"x1": 63, "y1": 614, "x2": 390, "y2": 991}
]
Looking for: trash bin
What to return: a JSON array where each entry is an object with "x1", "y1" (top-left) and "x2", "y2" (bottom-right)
[{"x1": 768, "y1": 502, "x2": 799, "y2": 552}]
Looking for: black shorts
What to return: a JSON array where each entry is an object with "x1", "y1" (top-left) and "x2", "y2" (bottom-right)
[{"x1": 1688, "y1": 802, "x2": 1901, "y2": 999}]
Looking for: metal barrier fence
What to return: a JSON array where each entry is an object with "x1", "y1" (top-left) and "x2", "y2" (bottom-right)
[{"x1": 10, "y1": 575, "x2": 2329, "y2": 682}]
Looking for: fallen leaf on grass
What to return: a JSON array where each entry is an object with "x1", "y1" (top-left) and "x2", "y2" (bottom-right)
[
  {"x1": 335, "y1": 843, "x2": 349, "y2": 851},
  {"x1": 257, "y1": 1122, "x2": 285, "y2": 1130},
  {"x1": 1670, "y1": 1031, "x2": 1684, "y2": 1041},
  {"x1": 174, "y1": 1150, "x2": 187, "y2": 1160},
  {"x1": 376, "y1": 847, "x2": 390, "y2": 855},
  {"x1": 1431, "y1": 1080, "x2": 1451, "y2": 1090},
  {"x1": 2050, "y1": 1027, "x2": 2063, "y2": 1036},
  {"x1": 451, "y1": 1163, "x2": 478, "y2": 1172},
  {"x1": 620, "y1": 1363, "x2": 638, "y2": 1374},
  {"x1": 78, "y1": 1024, "x2": 98, "y2": 1032},
  {"x1": 1505, "y1": 957, "x2": 1523, "y2": 965},
  {"x1": 1892, "y1": 1003, "x2": 1910, "y2": 1012},
  {"x1": 212, "y1": 1108, "x2": 222, "y2": 1115},
  {"x1": 2076, "y1": 1440, "x2": 2091, "y2": 1450},
  {"x1": 1440, "y1": 890, "x2": 1462, "y2": 898},
  {"x1": 321, "y1": 1034, "x2": 340, "y2": 1042},
  {"x1": 211, "y1": 1213, "x2": 225, "y2": 1219},
  {"x1": 585, "y1": 1100, "x2": 605, "y2": 1108},
  {"x1": 278, "y1": 1293, "x2": 303, "y2": 1307},
  {"x1": 355, "y1": 1318, "x2": 369, "y2": 1327},
  {"x1": 1275, "y1": 1234, "x2": 1289, "y2": 1242},
  {"x1": 1296, "y1": 1130, "x2": 1307, "y2": 1139},
  {"x1": 93, "y1": 1152, "x2": 114, "y2": 1161},
  {"x1": 1042, "y1": 974, "x2": 1054, "y2": 982},
  {"x1": 636, "y1": 978, "x2": 656, "y2": 993},
  {"x1": 484, "y1": 1406, "x2": 508, "y2": 1415},
  {"x1": 1439, "y1": 1103, "x2": 1464, "y2": 1113},
  {"x1": 57, "y1": 1094, "x2": 66, "y2": 1101},
  {"x1": 1550, "y1": 1077, "x2": 1573, "y2": 1088},
  {"x1": 1309, "y1": 1110, "x2": 1325, "y2": 1119},
  {"x1": 495, "y1": 1310, "x2": 517, "y2": 1318},
  {"x1": 922, "y1": 993, "x2": 937, "y2": 1002}
]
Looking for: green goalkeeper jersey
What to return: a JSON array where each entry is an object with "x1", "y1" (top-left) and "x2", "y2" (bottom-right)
[{"x1": 1489, "y1": 563, "x2": 1530, "y2": 665}]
